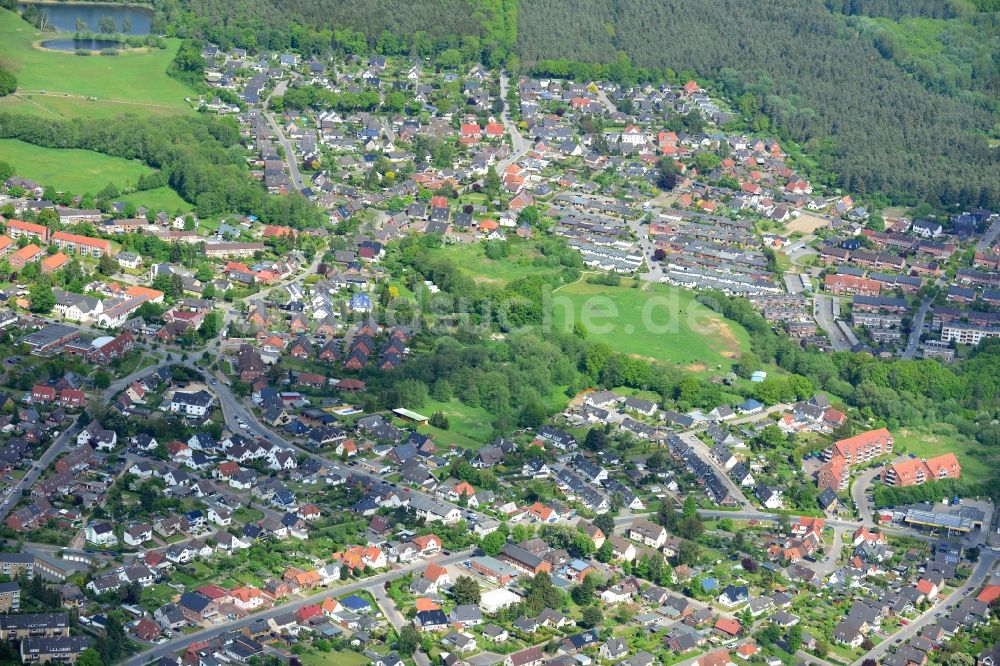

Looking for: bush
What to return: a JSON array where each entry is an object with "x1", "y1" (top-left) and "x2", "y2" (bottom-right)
[
  {"x1": 586, "y1": 273, "x2": 621, "y2": 286},
  {"x1": 0, "y1": 69, "x2": 14, "y2": 97}
]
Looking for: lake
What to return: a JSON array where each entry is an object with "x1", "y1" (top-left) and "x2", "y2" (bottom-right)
[
  {"x1": 40, "y1": 38, "x2": 125, "y2": 51},
  {"x1": 18, "y1": 2, "x2": 152, "y2": 35}
]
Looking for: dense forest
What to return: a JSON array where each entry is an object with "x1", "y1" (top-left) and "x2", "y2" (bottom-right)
[
  {"x1": 517, "y1": 0, "x2": 999, "y2": 209},
  {"x1": 152, "y1": 0, "x2": 517, "y2": 65},
  {"x1": 0, "y1": 113, "x2": 323, "y2": 227}
]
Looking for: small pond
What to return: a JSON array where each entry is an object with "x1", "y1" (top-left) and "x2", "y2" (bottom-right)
[
  {"x1": 40, "y1": 38, "x2": 126, "y2": 51},
  {"x1": 18, "y1": 2, "x2": 152, "y2": 35}
]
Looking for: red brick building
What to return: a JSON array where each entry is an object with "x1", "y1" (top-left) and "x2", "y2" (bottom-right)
[{"x1": 824, "y1": 274, "x2": 881, "y2": 296}]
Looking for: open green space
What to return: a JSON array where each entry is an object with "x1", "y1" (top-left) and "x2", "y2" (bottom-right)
[
  {"x1": 299, "y1": 651, "x2": 372, "y2": 666},
  {"x1": 426, "y1": 242, "x2": 750, "y2": 373},
  {"x1": 433, "y1": 241, "x2": 566, "y2": 285},
  {"x1": 892, "y1": 425, "x2": 993, "y2": 484},
  {"x1": 415, "y1": 397, "x2": 495, "y2": 450},
  {"x1": 0, "y1": 138, "x2": 154, "y2": 192},
  {"x1": 118, "y1": 186, "x2": 192, "y2": 214},
  {"x1": 550, "y1": 280, "x2": 750, "y2": 372},
  {"x1": 0, "y1": 8, "x2": 194, "y2": 119}
]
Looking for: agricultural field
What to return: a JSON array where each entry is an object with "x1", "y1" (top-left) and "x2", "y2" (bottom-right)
[
  {"x1": 0, "y1": 9, "x2": 194, "y2": 119},
  {"x1": 0, "y1": 138, "x2": 154, "y2": 192},
  {"x1": 892, "y1": 425, "x2": 993, "y2": 484},
  {"x1": 550, "y1": 280, "x2": 751, "y2": 372}
]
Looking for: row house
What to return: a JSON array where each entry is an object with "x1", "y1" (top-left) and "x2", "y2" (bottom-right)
[{"x1": 51, "y1": 231, "x2": 113, "y2": 257}]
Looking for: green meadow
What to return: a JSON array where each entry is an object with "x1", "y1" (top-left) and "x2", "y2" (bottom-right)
[
  {"x1": 0, "y1": 8, "x2": 194, "y2": 119},
  {"x1": 550, "y1": 280, "x2": 751, "y2": 372},
  {"x1": 0, "y1": 138, "x2": 154, "y2": 192},
  {"x1": 118, "y1": 186, "x2": 193, "y2": 214}
]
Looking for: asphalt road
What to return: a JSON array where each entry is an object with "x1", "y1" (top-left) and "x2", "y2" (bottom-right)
[
  {"x1": 0, "y1": 415, "x2": 79, "y2": 523},
  {"x1": 171, "y1": 361, "x2": 498, "y2": 532},
  {"x1": 814, "y1": 293, "x2": 851, "y2": 351},
  {"x1": 496, "y1": 72, "x2": 531, "y2": 173},
  {"x1": 126, "y1": 549, "x2": 474, "y2": 665},
  {"x1": 902, "y1": 296, "x2": 932, "y2": 360},
  {"x1": 850, "y1": 551, "x2": 999, "y2": 666},
  {"x1": 263, "y1": 80, "x2": 306, "y2": 193},
  {"x1": 675, "y1": 431, "x2": 753, "y2": 510},
  {"x1": 814, "y1": 526, "x2": 844, "y2": 578},
  {"x1": 372, "y1": 584, "x2": 432, "y2": 666},
  {"x1": 975, "y1": 216, "x2": 1000, "y2": 253},
  {"x1": 594, "y1": 84, "x2": 618, "y2": 115},
  {"x1": 850, "y1": 465, "x2": 886, "y2": 525}
]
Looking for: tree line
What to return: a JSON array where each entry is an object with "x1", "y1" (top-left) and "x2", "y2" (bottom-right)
[
  {"x1": 154, "y1": 0, "x2": 517, "y2": 67},
  {"x1": 0, "y1": 112, "x2": 324, "y2": 227}
]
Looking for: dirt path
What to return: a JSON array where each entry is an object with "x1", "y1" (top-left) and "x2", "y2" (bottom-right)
[
  {"x1": 551, "y1": 270, "x2": 597, "y2": 293},
  {"x1": 17, "y1": 90, "x2": 186, "y2": 110},
  {"x1": 11, "y1": 93, "x2": 60, "y2": 116}
]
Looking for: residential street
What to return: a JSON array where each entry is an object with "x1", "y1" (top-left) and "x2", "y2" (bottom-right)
[
  {"x1": 172, "y1": 361, "x2": 499, "y2": 531},
  {"x1": 850, "y1": 465, "x2": 885, "y2": 525},
  {"x1": 902, "y1": 296, "x2": 932, "y2": 360},
  {"x1": 813, "y1": 294, "x2": 852, "y2": 351},
  {"x1": 264, "y1": 79, "x2": 306, "y2": 192},
  {"x1": 675, "y1": 431, "x2": 753, "y2": 510},
  {"x1": 125, "y1": 549, "x2": 474, "y2": 665},
  {"x1": 849, "y1": 550, "x2": 999, "y2": 666},
  {"x1": 0, "y1": 414, "x2": 79, "y2": 523},
  {"x1": 814, "y1": 526, "x2": 844, "y2": 578},
  {"x1": 496, "y1": 72, "x2": 531, "y2": 173},
  {"x1": 371, "y1": 584, "x2": 433, "y2": 666}
]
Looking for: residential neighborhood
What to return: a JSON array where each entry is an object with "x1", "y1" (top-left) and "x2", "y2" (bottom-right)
[{"x1": 0, "y1": 27, "x2": 996, "y2": 666}]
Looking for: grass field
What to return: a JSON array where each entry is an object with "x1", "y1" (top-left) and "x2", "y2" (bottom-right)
[
  {"x1": 0, "y1": 138, "x2": 154, "y2": 192},
  {"x1": 0, "y1": 8, "x2": 194, "y2": 119},
  {"x1": 550, "y1": 280, "x2": 751, "y2": 372},
  {"x1": 434, "y1": 241, "x2": 566, "y2": 285},
  {"x1": 415, "y1": 398, "x2": 495, "y2": 450},
  {"x1": 299, "y1": 651, "x2": 371, "y2": 666},
  {"x1": 892, "y1": 425, "x2": 994, "y2": 484},
  {"x1": 118, "y1": 186, "x2": 192, "y2": 214}
]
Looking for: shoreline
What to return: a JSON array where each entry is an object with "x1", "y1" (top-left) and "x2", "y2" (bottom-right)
[
  {"x1": 17, "y1": 0, "x2": 153, "y2": 9},
  {"x1": 30, "y1": 32, "x2": 158, "y2": 54}
]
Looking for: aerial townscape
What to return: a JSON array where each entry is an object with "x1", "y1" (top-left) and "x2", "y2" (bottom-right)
[{"x1": 0, "y1": 1, "x2": 998, "y2": 666}]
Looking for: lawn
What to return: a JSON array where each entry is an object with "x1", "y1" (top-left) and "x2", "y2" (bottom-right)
[
  {"x1": 0, "y1": 8, "x2": 194, "y2": 119},
  {"x1": 0, "y1": 138, "x2": 155, "y2": 193},
  {"x1": 892, "y1": 425, "x2": 994, "y2": 484},
  {"x1": 299, "y1": 651, "x2": 372, "y2": 666},
  {"x1": 119, "y1": 186, "x2": 192, "y2": 214},
  {"x1": 549, "y1": 280, "x2": 751, "y2": 372}
]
